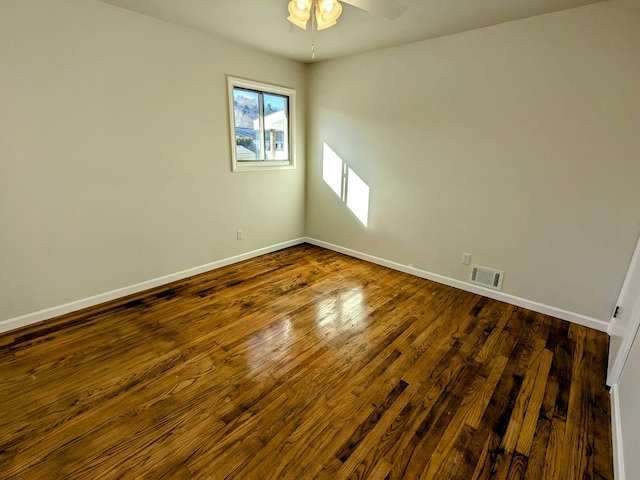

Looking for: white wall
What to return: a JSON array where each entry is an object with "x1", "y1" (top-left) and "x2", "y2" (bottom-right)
[
  {"x1": 0, "y1": 0, "x2": 306, "y2": 321},
  {"x1": 2, "y1": 0, "x2": 639, "y2": 329},
  {"x1": 306, "y1": 0, "x2": 640, "y2": 322}
]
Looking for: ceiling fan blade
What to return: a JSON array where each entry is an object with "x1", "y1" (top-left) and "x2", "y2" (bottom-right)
[{"x1": 340, "y1": 0, "x2": 407, "y2": 20}]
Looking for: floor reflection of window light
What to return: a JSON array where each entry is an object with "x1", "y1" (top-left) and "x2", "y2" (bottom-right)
[{"x1": 315, "y1": 288, "x2": 366, "y2": 329}]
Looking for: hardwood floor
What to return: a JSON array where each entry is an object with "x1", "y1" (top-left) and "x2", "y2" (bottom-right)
[{"x1": 0, "y1": 244, "x2": 613, "y2": 479}]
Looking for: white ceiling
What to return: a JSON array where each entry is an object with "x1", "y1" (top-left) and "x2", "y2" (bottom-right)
[{"x1": 98, "y1": 0, "x2": 608, "y2": 63}]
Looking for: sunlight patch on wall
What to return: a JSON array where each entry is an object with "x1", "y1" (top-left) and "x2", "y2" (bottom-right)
[
  {"x1": 346, "y1": 168, "x2": 370, "y2": 227},
  {"x1": 321, "y1": 142, "x2": 370, "y2": 227},
  {"x1": 322, "y1": 143, "x2": 344, "y2": 199}
]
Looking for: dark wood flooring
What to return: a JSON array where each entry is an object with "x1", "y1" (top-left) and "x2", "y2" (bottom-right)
[{"x1": 0, "y1": 244, "x2": 613, "y2": 479}]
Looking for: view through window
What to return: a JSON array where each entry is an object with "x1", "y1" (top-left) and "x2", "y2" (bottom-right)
[{"x1": 228, "y1": 77, "x2": 295, "y2": 171}]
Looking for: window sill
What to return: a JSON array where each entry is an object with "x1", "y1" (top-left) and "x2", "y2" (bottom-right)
[{"x1": 232, "y1": 163, "x2": 296, "y2": 172}]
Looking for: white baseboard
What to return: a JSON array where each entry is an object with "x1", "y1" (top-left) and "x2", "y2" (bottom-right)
[
  {"x1": 1, "y1": 237, "x2": 610, "y2": 335},
  {"x1": 610, "y1": 383, "x2": 625, "y2": 480},
  {"x1": 304, "y1": 237, "x2": 609, "y2": 333},
  {"x1": 0, "y1": 238, "x2": 306, "y2": 334}
]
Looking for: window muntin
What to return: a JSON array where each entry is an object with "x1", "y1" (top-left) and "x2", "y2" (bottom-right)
[{"x1": 228, "y1": 77, "x2": 295, "y2": 171}]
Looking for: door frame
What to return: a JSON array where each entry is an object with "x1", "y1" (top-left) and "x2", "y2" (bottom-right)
[{"x1": 607, "y1": 234, "x2": 640, "y2": 386}]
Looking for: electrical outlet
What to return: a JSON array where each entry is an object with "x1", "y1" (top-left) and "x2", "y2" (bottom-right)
[
  {"x1": 236, "y1": 230, "x2": 243, "y2": 240},
  {"x1": 461, "y1": 253, "x2": 471, "y2": 265}
]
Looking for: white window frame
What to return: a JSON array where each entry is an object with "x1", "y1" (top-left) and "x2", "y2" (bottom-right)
[{"x1": 228, "y1": 76, "x2": 296, "y2": 172}]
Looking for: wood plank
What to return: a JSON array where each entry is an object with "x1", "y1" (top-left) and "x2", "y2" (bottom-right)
[
  {"x1": 562, "y1": 324, "x2": 590, "y2": 480},
  {"x1": 0, "y1": 244, "x2": 613, "y2": 479}
]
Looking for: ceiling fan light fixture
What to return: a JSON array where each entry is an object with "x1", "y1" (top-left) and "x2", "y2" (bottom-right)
[
  {"x1": 316, "y1": 0, "x2": 342, "y2": 30},
  {"x1": 287, "y1": 0, "x2": 312, "y2": 30}
]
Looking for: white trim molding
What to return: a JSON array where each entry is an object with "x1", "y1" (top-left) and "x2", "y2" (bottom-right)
[
  {"x1": 305, "y1": 237, "x2": 609, "y2": 332},
  {"x1": 606, "y1": 233, "x2": 640, "y2": 386},
  {"x1": 610, "y1": 383, "x2": 625, "y2": 480},
  {"x1": 0, "y1": 238, "x2": 306, "y2": 335},
  {"x1": 608, "y1": 306, "x2": 640, "y2": 386},
  {"x1": 1, "y1": 237, "x2": 610, "y2": 335}
]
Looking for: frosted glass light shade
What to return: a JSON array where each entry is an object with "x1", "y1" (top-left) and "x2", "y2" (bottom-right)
[
  {"x1": 287, "y1": 0, "x2": 312, "y2": 30},
  {"x1": 316, "y1": 0, "x2": 342, "y2": 30}
]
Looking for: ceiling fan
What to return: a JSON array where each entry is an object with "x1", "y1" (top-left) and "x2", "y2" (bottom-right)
[
  {"x1": 287, "y1": 0, "x2": 406, "y2": 31},
  {"x1": 287, "y1": 0, "x2": 406, "y2": 58}
]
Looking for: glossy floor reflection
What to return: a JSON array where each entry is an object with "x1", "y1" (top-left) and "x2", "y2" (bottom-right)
[{"x1": 0, "y1": 244, "x2": 613, "y2": 479}]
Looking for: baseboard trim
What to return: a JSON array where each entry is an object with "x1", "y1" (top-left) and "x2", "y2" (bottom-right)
[
  {"x1": 610, "y1": 383, "x2": 625, "y2": 480},
  {"x1": 305, "y1": 237, "x2": 609, "y2": 332},
  {"x1": 1, "y1": 237, "x2": 610, "y2": 335},
  {"x1": 0, "y1": 238, "x2": 306, "y2": 334}
]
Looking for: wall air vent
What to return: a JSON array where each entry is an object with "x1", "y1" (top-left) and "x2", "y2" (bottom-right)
[{"x1": 469, "y1": 264, "x2": 504, "y2": 291}]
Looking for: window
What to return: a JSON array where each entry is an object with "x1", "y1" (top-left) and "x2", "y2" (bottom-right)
[{"x1": 228, "y1": 77, "x2": 296, "y2": 172}]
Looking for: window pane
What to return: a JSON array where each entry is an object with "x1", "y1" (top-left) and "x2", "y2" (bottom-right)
[
  {"x1": 228, "y1": 77, "x2": 295, "y2": 171},
  {"x1": 233, "y1": 88, "x2": 262, "y2": 161},
  {"x1": 263, "y1": 93, "x2": 288, "y2": 161}
]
